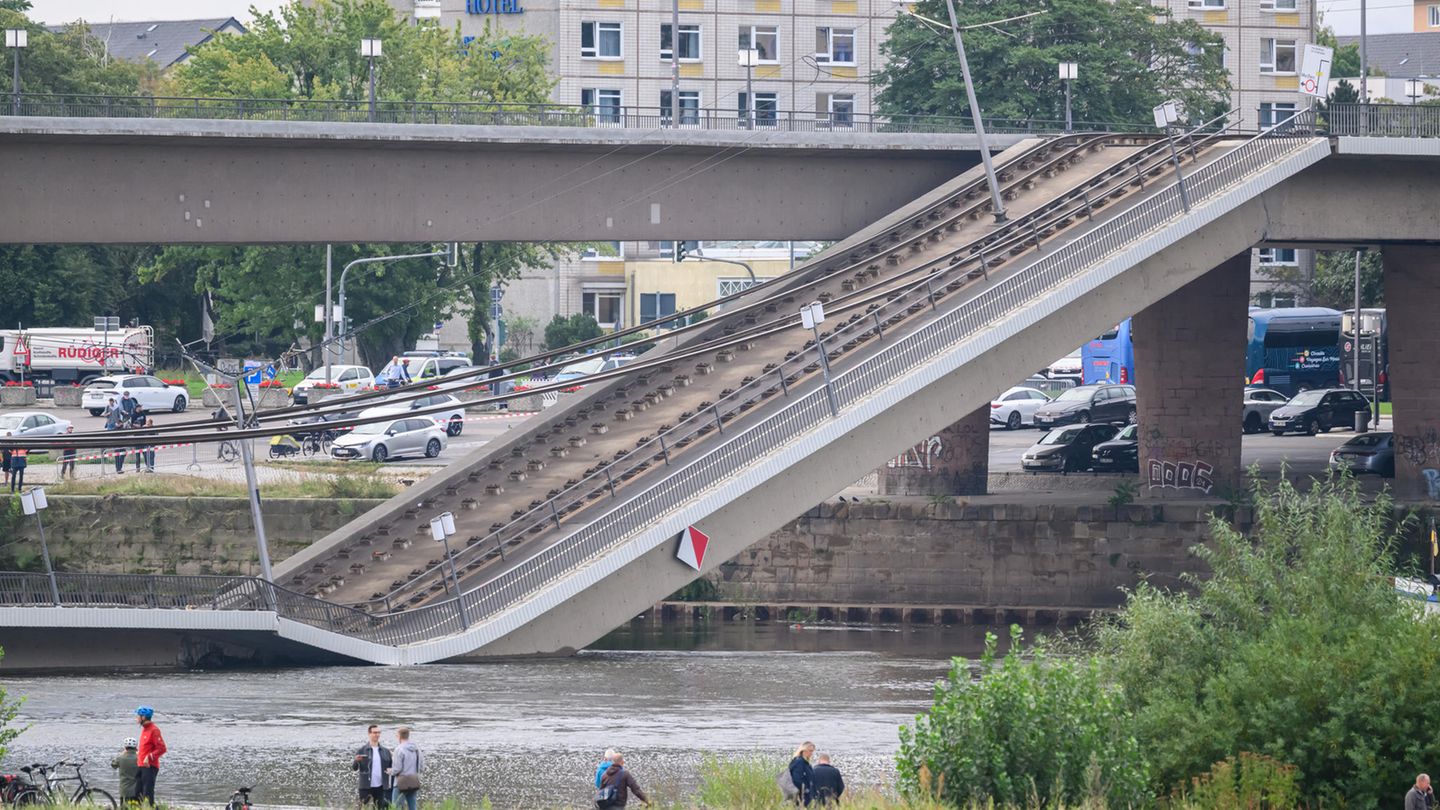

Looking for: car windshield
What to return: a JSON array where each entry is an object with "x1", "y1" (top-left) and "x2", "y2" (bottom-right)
[
  {"x1": 1115, "y1": 425, "x2": 1138, "y2": 440},
  {"x1": 1053, "y1": 388, "x2": 1093, "y2": 403},
  {"x1": 0, "y1": 416, "x2": 23, "y2": 430},
  {"x1": 1288, "y1": 390, "x2": 1325, "y2": 407},
  {"x1": 1344, "y1": 433, "x2": 1388, "y2": 448},
  {"x1": 558, "y1": 358, "x2": 606, "y2": 377},
  {"x1": 351, "y1": 423, "x2": 388, "y2": 435},
  {"x1": 87, "y1": 380, "x2": 116, "y2": 390},
  {"x1": 1040, "y1": 427, "x2": 1084, "y2": 445},
  {"x1": 302, "y1": 368, "x2": 347, "y2": 381}
]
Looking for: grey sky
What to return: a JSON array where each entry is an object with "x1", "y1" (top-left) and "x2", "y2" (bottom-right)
[
  {"x1": 29, "y1": 0, "x2": 287, "y2": 25},
  {"x1": 1317, "y1": 0, "x2": 1413, "y2": 35}
]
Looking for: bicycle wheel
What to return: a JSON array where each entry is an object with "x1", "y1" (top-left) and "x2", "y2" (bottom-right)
[
  {"x1": 76, "y1": 787, "x2": 117, "y2": 809},
  {"x1": 12, "y1": 788, "x2": 45, "y2": 806},
  {"x1": 221, "y1": 442, "x2": 240, "y2": 463}
]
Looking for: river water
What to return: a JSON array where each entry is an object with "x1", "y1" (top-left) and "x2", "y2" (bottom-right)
[{"x1": 2, "y1": 623, "x2": 1016, "y2": 808}]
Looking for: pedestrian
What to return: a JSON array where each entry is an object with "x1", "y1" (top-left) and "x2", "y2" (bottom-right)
[
  {"x1": 110, "y1": 737, "x2": 140, "y2": 807},
  {"x1": 1, "y1": 434, "x2": 11, "y2": 489},
  {"x1": 119, "y1": 391, "x2": 136, "y2": 420},
  {"x1": 131, "y1": 406, "x2": 155, "y2": 473},
  {"x1": 811, "y1": 754, "x2": 844, "y2": 806},
  {"x1": 352, "y1": 724, "x2": 392, "y2": 809},
  {"x1": 9, "y1": 445, "x2": 27, "y2": 492},
  {"x1": 595, "y1": 749, "x2": 618, "y2": 788},
  {"x1": 60, "y1": 426, "x2": 77, "y2": 480},
  {"x1": 1409, "y1": 774, "x2": 1432, "y2": 810},
  {"x1": 104, "y1": 398, "x2": 121, "y2": 431},
  {"x1": 134, "y1": 706, "x2": 166, "y2": 807},
  {"x1": 113, "y1": 425, "x2": 129, "y2": 474},
  {"x1": 388, "y1": 726, "x2": 423, "y2": 810},
  {"x1": 788, "y1": 742, "x2": 816, "y2": 806},
  {"x1": 596, "y1": 751, "x2": 649, "y2": 808}
]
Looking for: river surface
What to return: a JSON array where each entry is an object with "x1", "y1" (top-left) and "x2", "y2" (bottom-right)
[{"x1": 2, "y1": 623, "x2": 1021, "y2": 808}]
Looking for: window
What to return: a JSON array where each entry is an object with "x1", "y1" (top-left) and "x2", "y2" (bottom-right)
[
  {"x1": 660, "y1": 23, "x2": 701, "y2": 61},
  {"x1": 581, "y1": 21, "x2": 623, "y2": 59},
  {"x1": 738, "y1": 92, "x2": 777, "y2": 126},
  {"x1": 1260, "y1": 0, "x2": 1297, "y2": 9},
  {"x1": 581, "y1": 240, "x2": 623, "y2": 260},
  {"x1": 1258, "y1": 247, "x2": 1298, "y2": 265},
  {"x1": 817, "y1": 92, "x2": 854, "y2": 127},
  {"x1": 1258, "y1": 101, "x2": 1297, "y2": 129},
  {"x1": 660, "y1": 90, "x2": 701, "y2": 125},
  {"x1": 640, "y1": 293, "x2": 678, "y2": 325},
  {"x1": 1187, "y1": 0, "x2": 1225, "y2": 7},
  {"x1": 814, "y1": 27, "x2": 855, "y2": 64},
  {"x1": 1260, "y1": 38, "x2": 1297, "y2": 73},
  {"x1": 582, "y1": 292, "x2": 624, "y2": 328},
  {"x1": 581, "y1": 88, "x2": 623, "y2": 124},
  {"x1": 740, "y1": 25, "x2": 779, "y2": 63},
  {"x1": 1431, "y1": 4, "x2": 1440, "y2": 27}
]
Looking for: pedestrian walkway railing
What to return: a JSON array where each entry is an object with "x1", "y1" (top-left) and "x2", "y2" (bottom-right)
[
  {"x1": 0, "y1": 112, "x2": 1325, "y2": 651},
  {"x1": 1, "y1": 93, "x2": 1155, "y2": 135},
  {"x1": 1325, "y1": 104, "x2": 1440, "y2": 138}
]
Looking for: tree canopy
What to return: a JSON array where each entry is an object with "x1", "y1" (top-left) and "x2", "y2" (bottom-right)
[{"x1": 876, "y1": 0, "x2": 1230, "y2": 128}]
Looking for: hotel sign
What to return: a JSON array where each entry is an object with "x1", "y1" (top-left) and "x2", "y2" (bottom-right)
[{"x1": 466, "y1": 0, "x2": 524, "y2": 13}]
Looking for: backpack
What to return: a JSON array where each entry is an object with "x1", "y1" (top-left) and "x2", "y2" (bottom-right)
[
  {"x1": 777, "y1": 768, "x2": 799, "y2": 800},
  {"x1": 594, "y1": 768, "x2": 623, "y2": 809}
]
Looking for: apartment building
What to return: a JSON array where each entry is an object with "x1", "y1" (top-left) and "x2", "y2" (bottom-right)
[
  {"x1": 387, "y1": 0, "x2": 893, "y2": 122},
  {"x1": 1415, "y1": 0, "x2": 1440, "y2": 32}
]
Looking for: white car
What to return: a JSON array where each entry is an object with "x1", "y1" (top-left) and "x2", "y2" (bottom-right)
[
  {"x1": 81, "y1": 374, "x2": 189, "y2": 416},
  {"x1": 1045, "y1": 350, "x2": 1083, "y2": 379},
  {"x1": 330, "y1": 416, "x2": 447, "y2": 462},
  {"x1": 990, "y1": 386, "x2": 1051, "y2": 430},
  {"x1": 291, "y1": 365, "x2": 374, "y2": 405},
  {"x1": 358, "y1": 392, "x2": 466, "y2": 437},
  {"x1": 0, "y1": 411, "x2": 73, "y2": 438}
]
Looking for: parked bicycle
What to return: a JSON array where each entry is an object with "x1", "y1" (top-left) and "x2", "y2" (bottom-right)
[
  {"x1": 224, "y1": 784, "x2": 255, "y2": 810},
  {"x1": 15, "y1": 760, "x2": 115, "y2": 808}
]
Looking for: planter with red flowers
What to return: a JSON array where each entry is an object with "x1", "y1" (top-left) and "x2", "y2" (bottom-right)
[
  {"x1": 52, "y1": 383, "x2": 85, "y2": 408},
  {"x1": 254, "y1": 379, "x2": 290, "y2": 409},
  {"x1": 0, "y1": 381, "x2": 37, "y2": 406},
  {"x1": 301, "y1": 382, "x2": 344, "y2": 406}
]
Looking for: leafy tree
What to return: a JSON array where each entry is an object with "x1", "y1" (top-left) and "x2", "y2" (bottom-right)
[
  {"x1": 544, "y1": 314, "x2": 603, "y2": 351},
  {"x1": 463, "y1": 243, "x2": 569, "y2": 363},
  {"x1": 1098, "y1": 475, "x2": 1440, "y2": 805},
  {"x1": 898, "y1": 626, "x2": 1150, "y2": 807},
  {"x1": 1256, "y1": 250, "x2": 1382, "y2": 310},
  {"x1": 876, "y1": 0, "x2": 1230, "y2": 128},
  {"x1": 1315, "y1": 19, "x2": 1361, "y2": 80},
  {"x1": 0, "y1": 647, "x2": 22, "y2": 760},
  {"x1": 0, "y1": 7, "x2": 146, "y2": 96}
]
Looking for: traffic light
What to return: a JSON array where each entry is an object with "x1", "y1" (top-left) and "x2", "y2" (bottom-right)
[{"x1": 673, "y1": 240, "x2": 698, "y2": 263}]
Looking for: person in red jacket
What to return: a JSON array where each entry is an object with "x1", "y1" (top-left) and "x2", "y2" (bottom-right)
[{"x1": 134, "y1": 706, "x2": 166, "y2": 806}]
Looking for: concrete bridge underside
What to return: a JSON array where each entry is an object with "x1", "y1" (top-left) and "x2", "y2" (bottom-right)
[{"x1": 0, "y1": 118, "x2": 996, "y2": 244}]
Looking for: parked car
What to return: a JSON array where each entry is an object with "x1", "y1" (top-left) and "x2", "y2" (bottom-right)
[
  {"x1": 1242, "y1": 387, "x2": 1289, "y2": 434},
  {"x1": 81, "y1": 374, "x2": 189, "y2": 416},
  {"x1": 1268, "y1": 388, "x2": 1370, "y2": 435},
  {"x1": 330, "y1": 416, "x2": 447, "y2": 462},
  {"x1": 1329, "y1": 431, "x2": 1395, "y2": 477},
  {"x1": 1021, "y1": 423, "x2": 1120, "y2": 473},
  {"x1": 551, "y1": 354, "x2": 634, "y2": 385},
  {"x1": 1032, "y1": 384, "x2": 1136, "y2": 428},
  {"x1": 290, "y1": 365, "x2": 374, "y2": 404},
  {"x1": 1091, "y1": 424, "x2": 1140, "y2": 473},
  {"x1": 1044, "y1": 350, "x2": 1083, "y2": 380},
  {"x1": 989, "y1": 386, "x2": 1051, "y2": 430},
  {"x1": 375, "y1": 353, "x2": 471, "y2": 388},
  {"x1": 0, "y1": 411, "x2": 72, "y2": 439},
  {"x1": 359, "y1": 392, "x2": 467, "y2": 437}
]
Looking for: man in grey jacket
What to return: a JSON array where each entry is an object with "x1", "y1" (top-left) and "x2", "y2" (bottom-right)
[
  {"x1": 389, "y1": 727, "x2": 423, "y2": 810},
  {"x1": 1406, "y1": 773, "x2": 1431, "y2": 810}
]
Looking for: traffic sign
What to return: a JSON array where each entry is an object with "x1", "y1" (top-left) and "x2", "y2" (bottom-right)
[
  {"x1": 490, "y1": 286, "x2": 504, "y2": 302},
  {"x1": 489, "y1": 302, "x2": 503, "y2": 319},
  {"x1": 1299, "y1": 44, "x2": 1333, "y2": 99},
  {"x1": 675, "y1": 525, "x2": 710, "y2": 570}
]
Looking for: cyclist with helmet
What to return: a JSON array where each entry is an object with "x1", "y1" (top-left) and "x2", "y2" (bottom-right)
[
  {"x1": 110, "y1": 738, "x2": 139, "y2": 806},
  {"x1": 134, "y1": 707, "x2": 166, "y2": 806}
]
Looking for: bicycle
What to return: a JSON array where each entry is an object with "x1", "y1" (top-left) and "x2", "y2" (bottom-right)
[
  {"x1": 218, "y1": 439, "x2": 241, "y2": 463},
  {"x1": 24, "y1": 760, "x2": 116, "y2": 809},
  {"x1": 224, "y1": 785, "x2": 255, "y2": 810}
]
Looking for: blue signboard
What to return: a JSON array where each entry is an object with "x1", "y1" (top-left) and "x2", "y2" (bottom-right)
[{"x1": 466, "y1": 0, "x2": 524, "y2": 14}]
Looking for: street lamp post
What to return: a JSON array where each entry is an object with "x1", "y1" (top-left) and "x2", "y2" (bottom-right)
[
  {"x1": 1153, "y1": 100, "x2": 1190, "y2": 211},
  {"x1": 430, "y1": 512, "x2": 469, "y2": 628},
  {"x1": 20, "y1": 487, "x2": 59, "y2": 605},
  {"x1": 1406, "y1": 78, "x2": 1422, "y2": 105},
  {"x1": 335, "y1": 248, "x2": 451, "y2": 365},
  {"x1": 738, "y1": 48, "x2": 759, "y2": 130},
  {"x1": 360, "y1": 38, "x2": 382, "y2": 122},
  {"x1": 800, "y1": 301, "x2": 839, "y2": 417},
  {"x1": 5, "y1": 28, "x2": 27, "y2": 117},
  {"x1": 1059, "y1": 62, "x2": 1077, "y2": 134},
  {"x1": 669, "y1": 0, "x2": 680, "y2": 128}
]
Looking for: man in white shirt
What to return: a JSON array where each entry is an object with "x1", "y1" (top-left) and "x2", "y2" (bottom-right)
[{"x1": 351, "y1": 724, "x2": 393, "y2": 808}]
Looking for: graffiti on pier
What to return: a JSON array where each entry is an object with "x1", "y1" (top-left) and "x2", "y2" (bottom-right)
[{"x1": 1146, "y1": 459, "x2": 1215, "y2": 494}]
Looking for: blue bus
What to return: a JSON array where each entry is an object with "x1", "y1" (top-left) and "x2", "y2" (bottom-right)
[
  {"x1": 1247, "y1": 307, "x2": 1343, "y2": 396},
  {"x1": 1082, "y1": 319, "x2": 1135, "y2": 385}
]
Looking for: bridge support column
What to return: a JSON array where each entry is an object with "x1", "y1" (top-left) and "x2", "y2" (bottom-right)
[
  {"x1": 1383, "y1": 245, "x2": 1440, "y2": 501},
  {"x1": 1134, "y1": 251, "x2": 1249, "y2": 499},
  {"x1": 876, "y1": 405, "x2": 989, "y2": 496}
]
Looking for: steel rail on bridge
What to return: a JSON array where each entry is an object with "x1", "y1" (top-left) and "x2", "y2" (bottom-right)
[{"x1": 0, "y1": 92, "x2": 1161, "y2": 135}]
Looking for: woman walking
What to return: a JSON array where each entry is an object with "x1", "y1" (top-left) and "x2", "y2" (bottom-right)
[
  {"x1": 8, "y1": 444, "x2": 26, "y2": 492},
  {"x1": 788, "y1": 742, "x2": 816, "y2": 806},
  {"x1": 389, "y1": 727, "x2": 423, "y2": 810}
]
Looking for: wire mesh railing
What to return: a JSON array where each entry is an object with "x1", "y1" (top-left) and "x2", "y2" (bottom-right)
[{"x1": 1326, "y1": 103, "x2": 1440, "y2": 138}]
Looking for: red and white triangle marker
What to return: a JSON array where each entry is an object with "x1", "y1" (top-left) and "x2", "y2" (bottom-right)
[{"x1": 675, "y1": 525, "x2": 710, "y2": 571}]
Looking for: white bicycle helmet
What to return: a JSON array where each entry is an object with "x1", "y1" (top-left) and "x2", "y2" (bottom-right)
[{"x1": 123, "y1": 737, "x2": 138, "y2": 748}]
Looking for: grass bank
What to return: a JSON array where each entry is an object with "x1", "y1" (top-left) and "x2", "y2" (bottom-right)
[{"x1": 41, "y1": 473, "x2": 399, "y2": 499}]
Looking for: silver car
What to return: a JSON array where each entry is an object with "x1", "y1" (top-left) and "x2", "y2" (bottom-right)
[
  {"x1": 330, "y1": 416, "x2": 447, "y2": 462},
  {"x1": 0, "y1": 411, "x2": 73, "y2": 438},
  {"x1": 1243, "y1": 387, "x2": 1289, "y2": 434}
]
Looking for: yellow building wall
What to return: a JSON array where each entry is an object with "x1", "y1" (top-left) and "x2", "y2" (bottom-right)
[{"x1": 626, "y1": 258, "x2": 794, "y2": 327}]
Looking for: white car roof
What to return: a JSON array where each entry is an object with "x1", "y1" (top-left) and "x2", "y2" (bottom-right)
[{"x1": 87, "y1": 375, "x2": 145, "y2": 384}]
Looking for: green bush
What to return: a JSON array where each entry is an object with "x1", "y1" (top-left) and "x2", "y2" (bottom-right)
[
  {"x1": 1099, "y1": 474, "x2": 1440, "y2": 805},
  {"x1": 544, "y1": 313, "x2": 603, "y2": 351},
  {"x1": 692, "y1": 754, "x2": 786, "y2": 809},
  {"x1": 1169, "y1": 752, "x2": 1300, "y2": 810},
  {"x1": 0, "y1": 648, "x2": 23, "y2": 760},
  {"x1": 897, "y1": 626, "x2": 1149, "y2": 808}
]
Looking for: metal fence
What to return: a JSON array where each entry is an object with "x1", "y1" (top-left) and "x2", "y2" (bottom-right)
[
  {"x1": 1327, "y1": 103, "x2": 1440, "y2": 138},
  {"x1": 2, "y1": 93, "x2": 1153, "y2": 135}
]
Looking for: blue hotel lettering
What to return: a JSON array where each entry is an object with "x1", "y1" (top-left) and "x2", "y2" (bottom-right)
[{"x1": 467, "y1": 0, "x2": 524, "y2": 13}]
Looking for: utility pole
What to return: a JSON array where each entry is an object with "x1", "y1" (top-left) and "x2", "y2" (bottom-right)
[
  {"x1": 230, "y1": 381, "x2": 275, "y2": 585},
  {"x1": 361, "y1": 38, "x2": 382, "y2": 122},
  {"x1": 940, "y1": 0, "x2": 1006, "y2": 222},
  {"x1": 1359, "y1": 0, "x2": 1368, "y2": 104},
  {"x1": 324, "y1": 244, "x2": 334, "y2": 385},
  {"x1": 1353, "y1": 249, "x2": 1363, "y2": 396},
  {"x1": 669, "y1": 0, "x2": 680, "y2": 127}
]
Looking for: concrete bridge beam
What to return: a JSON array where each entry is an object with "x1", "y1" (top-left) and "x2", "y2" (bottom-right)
[
  {"x1": 1384, "y1": 245, "x2": 1440, "y2": 501},
  {"x1": 875, "y1": 405, "x2": 990, "y2": 496}
]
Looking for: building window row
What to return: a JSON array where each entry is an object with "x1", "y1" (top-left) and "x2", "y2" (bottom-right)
[
  {"x1": 1257, "y1": 247, "x2": 1298, "y2": 266},
  {"x1": 579, "y1": 21, "x2": 856, "y2": 66},
  {"x1": 583, "y1": 88, "x2": 855, "y2": 124},
  {"x1": 1259, "y1": 37, "x2": 1297, "y2": 74},
  {"x1": 1186, "y1": 0, "x2": 1298, "y2": 8}
]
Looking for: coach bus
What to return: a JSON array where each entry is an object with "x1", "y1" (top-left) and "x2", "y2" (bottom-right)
[{"x1": 1247, "y1": 307, "x2": 1343, "y2": 396}]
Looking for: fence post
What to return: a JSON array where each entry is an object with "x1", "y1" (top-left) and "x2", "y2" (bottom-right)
[
  {"x1": 605, "y1": 467, "x2": 617, "y2": 497},
  {"x1": 659, "y1": 434, "x2": 671, "y2": 465},
  {"x1": 872, "y1": 310, "x2": 884, "y2": 338},
  {"x1": 549, "y1": 499, "x2": 561, "y2": 528},
  {"x1": 712, "y1": 403, "x2": 725, "y2": 434}
]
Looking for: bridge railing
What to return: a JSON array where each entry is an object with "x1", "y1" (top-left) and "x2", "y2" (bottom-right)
[
  {"x1": 2, "y1": 93, "x2": 1155, "y2": 135},
  {"x1": 1326, "y1": 103, "x2": 1440, "y2": 138},
  {"x1": 0, "y1": 572, "x2": 270, "y2": 610}
]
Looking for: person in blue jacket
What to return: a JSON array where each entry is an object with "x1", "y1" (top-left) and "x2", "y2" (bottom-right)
[
  {"x1": 595, "y1": 749, "x2": 618, "y2": 787},
  {"x1": 789, "y1": 742, "x2": 816, "y2": 806}
]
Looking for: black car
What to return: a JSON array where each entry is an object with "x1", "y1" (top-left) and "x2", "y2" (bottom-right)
[
  {"x1": 1032, "y1": 383, "x2": 1136, "y2": 429},
  {"x1": 1022, "y1": 423, "x2": 1120, "y2": 473},
  {"x1": 1268, "y1": 388, "x2": 1370, "y2": 435},
  {"x1": 1329, "y1": 431, "x2": 1395, "y2": 477},
  {"x1": 1091, "y1": 424, "x2": 1140, "y2": 473}
]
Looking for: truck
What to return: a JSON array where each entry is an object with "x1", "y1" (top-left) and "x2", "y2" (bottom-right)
[{"x1": 0, "y1": 326, "x2": 155, "y2": 387}]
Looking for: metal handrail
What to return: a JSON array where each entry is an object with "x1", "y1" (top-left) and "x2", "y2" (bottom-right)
[
  {"x1": 1, "y1": 93, "x2": 1165, "y2": 135},
  {"x1": 1326, "y1": 103, "x2": 1440, "y2": 138}
]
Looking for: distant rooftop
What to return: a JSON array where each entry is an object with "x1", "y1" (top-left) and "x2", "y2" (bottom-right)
[
  {"x1": 49, "y1": 17, "x2": 247, "y2": 69},
  {"x1": 1337, "y1": 32, "x2": 1440, "y2": 78}
]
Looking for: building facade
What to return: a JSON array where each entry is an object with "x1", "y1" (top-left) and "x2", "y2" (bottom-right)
[
  {"x1": 387, "y1": 0, "x2": 892, "y2": 122},
  {"x1": 1415, "y1": 0, "x2": 1440, "y2": 32}
]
